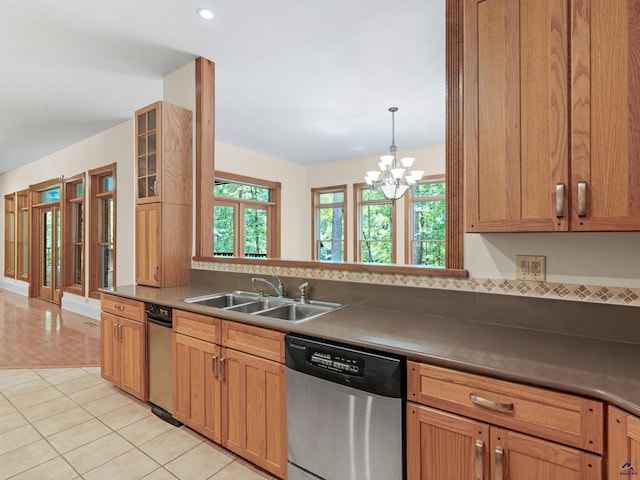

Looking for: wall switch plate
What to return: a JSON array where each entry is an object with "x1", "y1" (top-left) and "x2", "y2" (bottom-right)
[{"x1": 516, "y1": 255, "x2": 546, "y2": 282}]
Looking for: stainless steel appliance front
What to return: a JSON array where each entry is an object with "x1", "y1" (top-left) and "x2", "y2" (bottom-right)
[
  {"x1": 146, "y1": 303, "x2": 179, "y2": 425},
  {"x1": 286, "y1": 334, "x2": 404, "y2": 480}
]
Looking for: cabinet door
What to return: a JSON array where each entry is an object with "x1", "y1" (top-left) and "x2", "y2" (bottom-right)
[
  {"x1": 135, "y1": 204, "x2": 161, "y2": 287},
  {"x1": 221, "y1": 348, "x2": 287, "y2": 479},
  {"x1": 407, "y1": 403, "x2": 490, "y2": 480},
  {"x1": 607, "y1": 406, "x2": 640, "y2": 480},
  {"x1": 136, "y1": 103, "x2": 160, "y2": 204},
  {"x1": 491, "y1": 428, "x2": 602, "y2": 480},
  {"x1": 571, "y1": 0, "x2": 640, "y2": 231},
  {"x1": 464, "y1": 0, "x2": 570, "y2": 232},
  {"x1": 173, "y1": 333, "x2": 222, "y2": 443},
  {"x1": 119, "y1": 317, "x2": 147, "y2": 401},
  {"x1": 100, "y1": 312, "x2": 120, "y2": 386}
]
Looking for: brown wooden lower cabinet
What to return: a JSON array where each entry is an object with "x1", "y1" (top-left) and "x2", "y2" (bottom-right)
[
  {"x1": 171, "y1": 310, "x2": 287, "y2": 479},
  {"x1": 221, "y1": 347, "x2": 287, "y2": 479},
  {"x1": 407, "y1": 403, "x2": 602, "y2": 480},
  {"x1": 100, "y1": 311, "x2": 147, "y2": 401},
  {"x1": 607, "y1": 406, "x2": 640, "y2": 480},
  {"x1": 172, "y1": 332, "x2": 222, "y2": 443}
]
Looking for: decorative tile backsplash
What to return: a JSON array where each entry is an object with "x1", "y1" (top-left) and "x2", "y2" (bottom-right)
[{"x1": 192, "y1": 260, "x2": 640, "y2": 307}]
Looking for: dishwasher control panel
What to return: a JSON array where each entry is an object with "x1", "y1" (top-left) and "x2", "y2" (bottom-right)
[{"x1": 309, "y1": 349, "x2": 364, "y2": 376}]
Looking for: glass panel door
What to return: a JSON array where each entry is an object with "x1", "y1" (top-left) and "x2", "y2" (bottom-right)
[{"x1": 37, "y1": 205, "x2": 62, "y2": 303}]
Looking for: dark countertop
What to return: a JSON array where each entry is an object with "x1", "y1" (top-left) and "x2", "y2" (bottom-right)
[{"x1": 103, "y1": 284, "x2": 640, "y2": 417}]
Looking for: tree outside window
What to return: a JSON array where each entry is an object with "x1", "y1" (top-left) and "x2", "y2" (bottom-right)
[
  {"x1": 213, "y1": 173, "x2": 280, "y2": 258},
  {"x1": 312, "y1": 185, "x2": 346, "y2": 262},
  {"x1": 407, "y1": 176, "x2": 446, "y2": 267},
  {"x1": 355, "y1": 184, "x2": 396, "y2": 264}
]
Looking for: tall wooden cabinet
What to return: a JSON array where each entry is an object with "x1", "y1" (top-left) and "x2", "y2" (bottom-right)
[
  {"x1": 172, "y1": 311, "x2": 287, "y2": 479},
  {"x1": 465, "y1": 0, "x2": 640, "y2": 232},
  {"x1": 607, "y1": 406, "x2": 640, "y2": 479},
  {"x1": 406, "y1": 362, "x2": 603, "y2": 479},
  {"x1": 134, "y1": 101, "x2": 192, "y2": 287},
  {"x1": 100, "y1": 294, "x2": 147, "y2": 401}
]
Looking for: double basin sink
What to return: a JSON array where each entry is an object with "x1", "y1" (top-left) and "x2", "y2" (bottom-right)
[{"x1": 184, "y1": 291, "x2": 345, "y2": 323}]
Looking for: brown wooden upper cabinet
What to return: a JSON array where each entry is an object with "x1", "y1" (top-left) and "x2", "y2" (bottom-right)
[
  {"x1": 135, "y1": 101, "x2": 193, "y2": 206},
  {"x1": 464, "y1": 0, "x2": 640, "y2": 232}
]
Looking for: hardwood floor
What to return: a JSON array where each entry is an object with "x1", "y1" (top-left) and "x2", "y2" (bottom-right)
[{"x1": 0, "y1": 290, "x2": 100, "y2": 368}]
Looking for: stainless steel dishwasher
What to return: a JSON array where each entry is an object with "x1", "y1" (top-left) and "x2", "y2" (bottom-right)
[
  {"x1": 146, "y1": 303, "x2": 180, "y2": 426},
  {"x1": 285, "y1": 333, "x2": 405, "y2": 480}
]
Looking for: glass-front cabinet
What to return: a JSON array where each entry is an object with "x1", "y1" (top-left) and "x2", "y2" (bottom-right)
[
  {"x1": 136, "y1": 105, "x2": 158, "y2": 201},
  {"x1": 135, "y1": 101, "x2": 193, "y2": 206}
]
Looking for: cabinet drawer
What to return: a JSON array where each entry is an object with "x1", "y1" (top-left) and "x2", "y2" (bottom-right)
[
  {"x1": 174, "y1": 310, "x2": 221, "y2": 344},
  {"x1": 222, "y1": 321, "x2": 285, "y2": 363},
  {"x1": 407, "y1": 362, "x2": 604, "y2": 454},
  {"x1": 101, "y1": 294, "x2": 144, "y2": 322}
]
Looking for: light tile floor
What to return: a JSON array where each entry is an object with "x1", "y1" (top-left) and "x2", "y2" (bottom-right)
[{"x1": 0, "y1": 368, "x2": 276, "y2": 480}]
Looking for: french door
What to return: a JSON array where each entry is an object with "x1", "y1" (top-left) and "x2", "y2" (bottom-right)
[{"x1": 34, "y1": 204, "x2": 62, "y2": 303}]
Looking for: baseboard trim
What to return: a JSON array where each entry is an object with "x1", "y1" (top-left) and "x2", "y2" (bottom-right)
[
  {"x1": 61, "y1": 294, "x2": 101, "y2": 321},
  {"x1": 0, "y1": 278, "x2": 29, "y2": 296}
]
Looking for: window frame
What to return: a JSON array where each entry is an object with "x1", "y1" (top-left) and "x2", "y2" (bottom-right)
[
  {"x1": 311, "y1": 185, "x2": 347, "y2": 262},
  {"x1": 16, "y1": 189, "x2": 29, "y2": 281},
  {"x1": 405, "y1": 175, "x2": 447, "y2": 268},
  {"x1": 63, "y1": 173, "x2": 85, "y2": 296},
  {"x1": 213, "y1": 171, "x2": 281, "y2": 259},
  {"x1": 89, "y1": 164, "x2": 116, "y2": 298},
  {"x1": 353, "y1": 182, "x2": 397, "y2": 265},
  {"x1": 4, "y1": 193, "x2": 16, "y2": 278}
]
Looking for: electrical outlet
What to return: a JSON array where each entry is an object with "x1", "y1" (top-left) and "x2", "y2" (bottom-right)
[{"x1": 516, "y1": 255, "x2": 546, "y2": 282}]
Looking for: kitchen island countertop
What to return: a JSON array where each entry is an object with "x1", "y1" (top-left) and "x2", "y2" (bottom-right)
[{"x1": 103, "y1": 283, "x2": 640, "y2": 417}]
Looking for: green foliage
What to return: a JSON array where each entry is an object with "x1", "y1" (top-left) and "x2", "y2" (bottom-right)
[
  {"x1": 360, "y1": 203, "x2": 393, "y2": 264},
  {"x1": 214, "y1": 182, "x2": 270, "y2": 201},
  {"x1": 213, "y1": 206, "x2": 234, "y2": 255}
]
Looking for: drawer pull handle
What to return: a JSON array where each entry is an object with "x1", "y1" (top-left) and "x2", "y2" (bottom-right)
[
  {"x1": 212, "y1": 355, "x2": 218, "y2": 379},
  {"x1": 495, "y1": 446, "x2": 504, "y2": 480},
  {"x1": 555, "y1": 183, "x2": 564, "y2": 217},
  {"x1": 470, "y1": 394, "x2": 513, "y2": 413},
  {"x1": 475, "y1": 440, "x2": 484, "y2": 480},
  {"x1": 577, "y1": 181, "x2": 587, "y2": 217},
  {"x1": 114, "y1": 304, "x2": 125, "y2": 311}
]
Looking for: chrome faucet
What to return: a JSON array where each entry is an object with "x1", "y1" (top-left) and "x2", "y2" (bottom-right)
[
  {"x1": 251, "y1": 275, "x2": 284, "y2": 298},
  {"x1": 298, "y1": 281, "x2": 310, "y2": 304}
]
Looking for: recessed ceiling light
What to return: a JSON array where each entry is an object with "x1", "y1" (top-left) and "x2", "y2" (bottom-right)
[{"x1": 197, "y1": 8, "x2": 214, "y2": 20}]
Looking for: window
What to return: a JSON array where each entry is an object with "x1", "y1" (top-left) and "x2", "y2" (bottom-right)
[
  {"x1": 16, "y1": 190, "x2": 29, "y2": 281},
  {"x1": 89, "y1": 164, "x2": 116, "y2": 297},
  {"x1": 406, "y1": 176, "x2": 446, "y2": 267},
  {"x1": 311, "y1": 185, "x2": 347, "y2": 262},
  {"x1": 213, "y1": 172, "x2": 280, "y2": 258},
  {"x1": 64, "y1": 174, "x2": 85, "y2": 295},
  {"x1": 4, "y1": 193, "x2": 16, "y2": 277},
  {"x1": 354, "y1": 183, "x2": 396, "y2": 264}
]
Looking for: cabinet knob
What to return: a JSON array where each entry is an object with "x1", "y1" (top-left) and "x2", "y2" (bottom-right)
[
  {"x1": 494, "y1": 446, "x2": 504, "y2": 480},
  {"x1": 577, "y1": 181, "x2": 587, "y2": 217},
  {"x1": 469, "y1": 394, "x2": 513, "y2": 413},
  {"x1": 555, "y1": 183, "x2": 565, "y2": 218},
  {"x1": 475, "y1": 439, "x2": 484, "y2": 480}
]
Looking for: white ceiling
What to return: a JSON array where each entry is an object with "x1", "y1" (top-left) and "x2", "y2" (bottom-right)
[{"x1": 0, "y1": 0, "x2": 445, "y2": 175}]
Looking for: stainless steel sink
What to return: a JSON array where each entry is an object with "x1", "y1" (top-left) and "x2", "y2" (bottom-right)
[
  {"x1": 184, "y1": 291, "x2": 259, "y2": 308},
  {"x1": 183, "y1": 291, "x2": 345, "y2": 322},
  {"x1": 225, "y1": 298, "x2": 285, "y2": 314},
  {"x1": 256, "y1": 302, "x2": 336, "y2": 321}
]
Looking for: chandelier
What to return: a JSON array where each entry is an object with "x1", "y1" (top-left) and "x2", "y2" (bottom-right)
[{"x1": 364, "y1": 107, "x2": 424, "y2": 200}]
